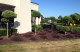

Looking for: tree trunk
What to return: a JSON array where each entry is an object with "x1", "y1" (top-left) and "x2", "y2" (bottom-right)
[
  {"x1": 38, "y1": 18, "x2": 39, "y2": 25},
  {"x1": 65, "y1": 31, "x2": 67, "y2": 35},
  {"x1": 7, "y1": 22, "x2": 8, "y2": 38},
  {"x1": 34, "y1": 17, "x2": 36, "y2": 35},
  {"x1": 68, "y1": 21, "x2": 69, "y2": 25},
  {"x1": 72, "y1": 21, "x2": 74, "y2": 32}
]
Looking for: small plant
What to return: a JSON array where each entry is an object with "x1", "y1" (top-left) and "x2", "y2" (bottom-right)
[
  {"x1": 36, "y1": 25, "x2": 43, "y2": 31},
  {"x1": 62, "y1": 26, "x2": 70, "y2": 35},
  {"x1": 32, "y1": 24, "x2": 43, "y2": 32},
  {"x1": 73, "y1": 27, "x2": 80, "y2": 32}
]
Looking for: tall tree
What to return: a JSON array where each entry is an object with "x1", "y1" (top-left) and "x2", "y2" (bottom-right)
[
  {"x1": 31, "y1": 11, "x2": 41, "y2": 35},
  {"x1": 1, "y1": 10, "x2": 17, "y2": 38},
  {"x1": 70, "y1": 13, "x2": 80, "y2": 32},
  {"x1": 62, "y1": 16, "x2": 72, "y2": 25},
  {"x1": 58, "y1": 16, "x2": 63, "y2": 20}
]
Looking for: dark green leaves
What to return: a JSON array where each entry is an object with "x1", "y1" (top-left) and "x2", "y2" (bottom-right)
[{"x1": 1, "y1": 10, "x2": 17, "y2": 18}]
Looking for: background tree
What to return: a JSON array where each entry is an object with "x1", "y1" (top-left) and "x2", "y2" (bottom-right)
[
  {"x1": 49, "y1": 16, "x2": 56, "y2": 22},
  {"x1": 1, "y1": 10, "x2": 17, "y2": 38},
  {"x1": 62, "y1": 16, "x2": 73, "y2": 25},
  {"x1": 49, "y1": 16, "x2": 56, "y2": 29},
  {"x1": 70, "y1": 13, "x2": 80, "y2": 32},
  {"x1": 31, "y1": 11, "x2": 41, "y2": 35},
  {"x1": 58, "y1": 16, "x2": 63, "y2": 20}
]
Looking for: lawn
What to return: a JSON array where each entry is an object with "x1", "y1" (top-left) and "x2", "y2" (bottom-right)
[{"x1": 0, "y1": 39, "x2": 80, "y2": 52}]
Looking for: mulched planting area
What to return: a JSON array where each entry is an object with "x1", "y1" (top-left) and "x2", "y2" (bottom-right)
[{"x1": 0, "y1": 29, "x2": 80, "y2": 44}]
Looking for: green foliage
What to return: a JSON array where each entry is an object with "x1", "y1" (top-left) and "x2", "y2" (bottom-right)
[
  {"x1": 73, "y1": 27, "x2": 80, "y2": 32},
  {"x1": 31, "y1": 11, "x2": 41, "y2": 17},
  {"x1": 63, "y1": 16, "x2": 72, "y2": 23},
  {"x1": 56, "y1": 25, "x2": 70, "y2": 32},
  {"x1": 62, "y1": 26, "x2": 70, "y2": 31},
  {"x1": 36, "y1": 26, "x2": 43, "y2": 31},
  {"x1": 56, "y1": 25, "x2": 63, "y2": 30},
  {"x1": 49, "y1": 16, "x2": 56, "y2": 22},
  {"x1": 41, "y1": 18, "x2": 50, "y2": 24},
  {"x1": 62, "y1": 16, "x2": 73, "y2": 25},
  {"x1": 1, "y1": 18, "x2": 8, "y2": 22},
  {"x1": 32, "y1": 24, "x2": 43, "y2": 31},
  {"x1": 32, "y1": 24, "x2": 37, "y2": 31},
  {"x1": 0, "y1": 29, "x2": 17, "y2": 36},
  {"x1": 70, "y1": 13, "x2": 80, "y2": 21},
  {"x1": 57, "y1": 19, "x2": 62, "y2": 23},
  {"x1": 58, "y1": 16, "x2": 63, "y2": 20},
  {"x1": 1, "y1": 10, "x2": 17, "y2": 18}
]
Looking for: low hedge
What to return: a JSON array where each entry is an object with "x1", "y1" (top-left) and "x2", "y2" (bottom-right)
[
  {"x1": 0, "y1": 29, "x2": 17, "y2": 36},
  {"x1": 56, "y1": 25, "x2": 70, "y2": 32},
  {"x1": 32, "y1": 24, "x2": 43, "y2": 32},
  {"x1": 73, "y1": 27, "x2": 80, "y2": 32},
  {"x1": 56, "y1": 25, "x2": 80, "y2": 32}
]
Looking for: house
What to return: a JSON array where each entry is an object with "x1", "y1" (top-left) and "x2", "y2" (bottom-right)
[{"x1": 0, "y1": 0, "x2": 41, "y2": 33}]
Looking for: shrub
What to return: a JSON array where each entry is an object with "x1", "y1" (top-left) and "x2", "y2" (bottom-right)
[
  {"x1": 62, "y1": 26, "x2": 70, "y2": 32},
  {"x1": 32, "y1": 24, "x2": 43, "y2": 32},
  {"x1": 56, "y1": 25, "x2": 70, "y2": 32},
  {"x1": 36, "y1": 26, "x2": 43, "y2": 31},
  {"x1": 73, "y1": 27, "x2": 80, "y2": 32},
  {"x1": 68, "y1": 26, "x2": 72, "y2": 31},
  {"x1": 32, "y1": 24, "x2": 37, "y2": 32},
  {"x1": 0, "y1": 29, "x2": 17, "y2": 36},
  {"x1": 56, "y1": 25, "x2": 63, "y2": 30}
]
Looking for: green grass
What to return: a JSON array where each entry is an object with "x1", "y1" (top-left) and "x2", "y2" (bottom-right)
[{"x1": 0, "y1": 39, "x2": 80, "y2": 52}]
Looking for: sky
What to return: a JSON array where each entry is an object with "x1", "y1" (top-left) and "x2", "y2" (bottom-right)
[{"x1": 31, "y1": 0, "x2": 80, "y2": 18}]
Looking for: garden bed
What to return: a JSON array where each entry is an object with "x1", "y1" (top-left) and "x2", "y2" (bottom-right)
[{"x1": 0, "y1": 29, "x2": 80, "y2": 44}]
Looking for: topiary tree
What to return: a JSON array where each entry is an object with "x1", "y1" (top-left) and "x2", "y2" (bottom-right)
[
  {"x1": 70, "y1": 13, "x2": 80, "y2": 32},
  {"x1": 31, "y1": 11, "x2": 41, "y2": 35},
  {"x1": 1, "y1": 10, "x2": 17, "y2": 38},
  {"x1": 62, "y1": 16, "x2": 73, "y2": 25},
  {"x1": 62, "y1": 26, "x2": 70, "y2": 35},
  {"x1": 49, "y1": 16, "x2": 56, "y2": 29}
]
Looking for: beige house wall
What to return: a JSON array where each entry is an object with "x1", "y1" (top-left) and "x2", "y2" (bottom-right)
[
  {"x1": 31, "y1": 3, "x2": 41, "y2": 25},
  {"x1": 0, "y1": 0, "x2": 41, "y2": 33}
]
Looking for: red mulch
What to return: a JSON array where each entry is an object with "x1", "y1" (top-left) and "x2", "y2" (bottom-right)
[{"x1": 0, "y1": 29, "x2": 80, "y2": 44}]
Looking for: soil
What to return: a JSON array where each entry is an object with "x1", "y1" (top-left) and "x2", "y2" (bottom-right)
[{"x1": 0, "y1": 29, "x2": 80, "y2": 44}]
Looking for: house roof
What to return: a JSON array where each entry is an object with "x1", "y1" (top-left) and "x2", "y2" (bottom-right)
[{"x1": 31, "y1": 2, "x2": 39, "y2": 5}]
